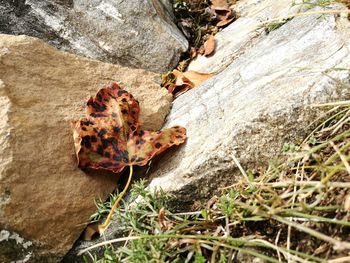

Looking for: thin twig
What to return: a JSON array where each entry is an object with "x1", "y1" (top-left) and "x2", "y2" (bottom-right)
[
  {"x1": 274, "y1": 229, "x2": 282, "y2": 262},
  {"x1": 231, "y1": 152, "x2": 252, "y2": 187}
]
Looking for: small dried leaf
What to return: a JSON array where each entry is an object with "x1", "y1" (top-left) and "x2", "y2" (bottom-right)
[
  {"x1": 73, "y1": 82, "x2": 187, "y2": 173},
  {"x1": 204, "y1": 35, "x2": 216, "y2": 56},
  {"x1": 158, "y1": 207, "x2": 172, "y2": 231},
  {"x1": 190, "y1": 47, "x2": 197, "y2": 59},
  {"x1": 217, "y1": 17, "x2": 234, "y2": 27},
  {"x1": 182, "y1": 71, "x2": 214, "y2": 87},
  {"x1": 169, "y1": 70, "x2": 213, "y2": 97},
  {"x1": 198, "y1": 46, "x2": 205, "y2": 55},
  {"x1": 173, "y1": 70, "x2": 213, "y2": 88}
]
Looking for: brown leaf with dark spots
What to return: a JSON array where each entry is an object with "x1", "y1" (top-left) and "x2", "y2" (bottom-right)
[{"x1": 73, "y1": 82, "x2": 186, "y2": 173}]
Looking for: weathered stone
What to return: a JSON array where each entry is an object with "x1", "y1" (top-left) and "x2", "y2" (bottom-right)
[
  {"x1": 0, "y1": 34, "x2": 172, "y2": 263},
  {"x1": 0, "y1": 0, "x2": 188, "y2": 73},
  {"x1": 147, "y1": 3, "x2": 350, "y2": 207}
]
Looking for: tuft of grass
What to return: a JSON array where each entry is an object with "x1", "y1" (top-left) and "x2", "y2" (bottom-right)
[{"x1": 81, "y1": 102, "x2": 350, "y2": 263}]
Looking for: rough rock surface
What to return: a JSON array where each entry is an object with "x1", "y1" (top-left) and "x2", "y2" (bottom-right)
[
  {"x1": 0, "y1": 34, "x2": 172, "y2": 263},
  {"x1": 147, "y1": 3, "x2": 350, "y2": 207},
  {"x1": 188, "y1": 0, "x2": 309, "y2": 73},
  {"x1": 0, "y1": 0, "x2": 188, "y2": 73}
]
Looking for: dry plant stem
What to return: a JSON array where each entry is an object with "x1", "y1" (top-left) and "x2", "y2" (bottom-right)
[
  {"x1": 287, "y1": 161, "x2": 301, "y2": 263},
  {"x1": 330, "y1": 141, "x2": 350, "y2": 174},
  {"x1": 313, "y1": 100, "x2": 350, "y2": 107},
  {"x1": 100, "y1": 166, "x2": 134, "y2": 230},
  {"x1": 274, "y1": 229, "x2": 282, "y2": 262},
  {"x1": 231, "y1": 152, "x2": 253, "y2": 187}
]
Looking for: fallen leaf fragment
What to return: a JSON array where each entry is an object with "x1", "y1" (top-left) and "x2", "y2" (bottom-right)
[
  {"x1": 214, "y1": 8, "x2": 233, "y2": 21},
  {"x1": 204, "y1": 34, "x2": 216, "y2": 56},
  {"x1": 217, "y1": 17, "x2": 234, "y2": 27},
  {"x1": 172, "y1": 69, "x2": 193, "y2": 87},
  {"x1": 158, "y1": 207, "x2": 173, "y2": 231},
  {"x1": 182, "y1": 70, "x2": 214, "y2": 87},
  {"x1": 210, "y1": 0, "x2": 235, "y2": 28}
]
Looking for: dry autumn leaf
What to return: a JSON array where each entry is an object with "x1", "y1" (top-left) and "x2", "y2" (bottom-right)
[
  {"x1": 181, "y1": 70, "x2": 214, "y2": 87},
  {"x1": 73, "y1": 82, "x2": 186, "y2": 238},
  {"x1": 217, "y1": 17, "x2": 234, "y2": 27},
  {"x1": 73, "y1": 82, "x2": 186, "y2": 173},
  {"x1": 204, "y1": 35, "x2": 216, "y2": 56},
  {"x1": 169, "y1": 70, "x2": 213, "y2": 98},
  {"x1": 210, "y1": 0, "x2": 235, "y2": 28}
]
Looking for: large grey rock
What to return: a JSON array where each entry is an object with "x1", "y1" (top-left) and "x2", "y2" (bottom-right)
[
  {"x1": 0, "y1": 34, "x2": 172, "y2": 263},
  {"x1": 0, "y1": 0, "x2": 188, "y2": 73},
  {"x1": 147, "y1": 3, "x2": 350, "y2": 206}
]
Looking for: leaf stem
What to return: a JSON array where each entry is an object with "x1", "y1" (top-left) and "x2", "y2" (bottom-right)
[{"x1": 100, "y1": 165, "x2": 134, "y2": 230}]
